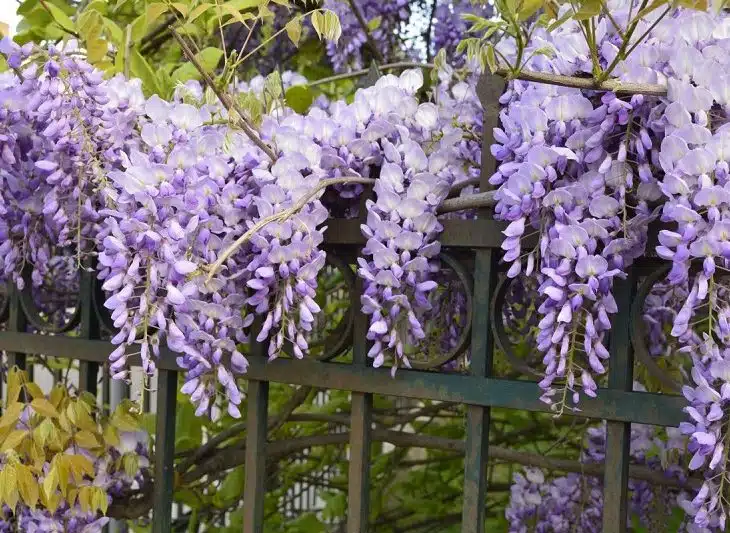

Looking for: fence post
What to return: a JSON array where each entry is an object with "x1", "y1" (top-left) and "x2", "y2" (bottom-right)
[
  {"x1": 152, "y1": 368, "x2": 178, "y2": 533},
  {"x1": 347, "y1": 277, "x2": 373, "y2": 533},
  {"x1": 244, "y1": 319, "x2": 270, "y2": 533},
  {"x1": 78, "y1": 268, "x2": 99, "y2": 395},
  {"x1": 461, "y1": 74, "x2": 505, "y2": 533},
  {"x1": 601, "y1": 271, "x2": 636, "y2": 533}
]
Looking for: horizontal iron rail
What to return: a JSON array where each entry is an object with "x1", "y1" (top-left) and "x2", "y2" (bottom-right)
[{"x1": 0, "y1": 331, "x2": 685, "y2": 426}]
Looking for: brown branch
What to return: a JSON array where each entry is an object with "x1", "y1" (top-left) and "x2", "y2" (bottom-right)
[
  {"x1": 206, "y1": 176, "x2": 376, "y2": 281},
  {"x1": 170, "y1": 27, "x2": 279, "y2": 162},
  {"x1": 179, "y1": 386, "x2": 314, "y2": 472},
  {"x1": 447, "y1": 177, "x2": 481, "y2": 198},
  {"x1": 437, "y1": 191, "x2": 496, "y2": 214},
  {"x1": 496, "y1": 68, "x2": 667, "y2": 97},
  {"x1": 308, "y1": 62, "x2": 435, "y2": 87},
  {"x1": 346, "y1": 0, "x2": 384, "y2": 63},
  {"x1": 185, "y1": 429, "x2": 701, "y2": 491}
]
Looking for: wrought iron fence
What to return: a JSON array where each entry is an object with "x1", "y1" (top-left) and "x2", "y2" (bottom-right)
[{"x1": 0, "y1": 74, "x2": 688, "y2": 533}]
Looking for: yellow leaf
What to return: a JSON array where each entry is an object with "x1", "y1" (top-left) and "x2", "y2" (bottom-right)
[
  {"x1": 46, "y1": 491, "x2": 61, "y2": 514},
  {"x1": 0, "y1": 403, "x2": 24, "y2": 429},
  {"x1": 285, "y1": 18, "x2": 302, "y2": 47},
  {"x1": 57, "y1": 456, "x2": 70, "y2": 497},
  {"x1": 78, "y1": 486, "x2": 92, "y2": 513},
  {"x1": 69, "y1": 455, "x2": 95, "y2": 483},
  {"x1": 6, "y1": 368, "x2": 22, "y2": 404},
  {"x1": 1, "y1": 465, "x2": 18, "y2": 511},
  {"x1": 49, "y1": 385, "x2": 66, "y2": 408},
  {"x1": 31, "y1": 398, "x2": 60, "y2": 418},
  {"x1": 17, "y1": 465, "x2": 38, "y2": 508},
  {"x1": 42, "y1": 464, "x2": 58, "y2": 501},
  {"x1": 74, "y1": 430, "x2": 100, "y2": 449},
  {"x1": 103, "y1": 425, "x2": 120, "y2": 447},
  {"x1": 93, "y1": 486, "x2": 109, "y2": 515},
  {"x1": 23, "y1": 382, "x2": 45, "y2": 400},
  {"x1": 1, "y1": 430, "x2": 27, "y2": 452},
  {"x1": 73, "y1": 402, "x2": 98, "y2": 432}
]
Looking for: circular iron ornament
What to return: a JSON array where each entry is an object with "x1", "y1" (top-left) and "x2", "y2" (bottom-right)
[
  {"x1": 409, "y1": 252, "x2": 474, "y2": 370},
  {"x1": 309, "y1": 253, "x2": 356, "y2": 361},
  {"x1": 93, "y1": 275, "x2": 117, "y2": 335},
  {"x1": 629, "y1": 263, "x2": 682, "y2": 394},
  {"x1": 18, "y1": 269, "x2": 81, "y2": 334},
  {"x1": 490, "y1": 274, "x2": 542, "y2": 378}
]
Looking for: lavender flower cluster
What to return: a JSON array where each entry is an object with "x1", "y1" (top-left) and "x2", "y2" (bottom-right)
[
  {"x1": 0, "y1": 33, "x2": 486, "y2": 419},
  {"x1": 489, "y1": 0, "x2": 730, "y2": 526},
  {"x1": 507, "y1": 416, "x2": 707, "y2": 532}
]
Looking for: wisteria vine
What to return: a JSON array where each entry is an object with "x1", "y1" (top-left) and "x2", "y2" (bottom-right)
[{"x1": 5, "y1": 0, "x2": 730, "y2": 528}]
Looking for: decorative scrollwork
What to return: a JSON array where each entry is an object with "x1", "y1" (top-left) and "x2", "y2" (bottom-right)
[
  {"x1": 629, "y1": 264, "x2": 682, "y2": 394},
  {"x1": 294, "y1": 253, "x2": 356, "y2": 362},
  {"x1": 408, "y1": 252, "x2": 473, "y2": 370},
  {"x1": 18, "y1": 261, "x2": 81, "y2": 334},
  {"x1": 490, "y1": 274, "x2": 542, "y2": 378}
]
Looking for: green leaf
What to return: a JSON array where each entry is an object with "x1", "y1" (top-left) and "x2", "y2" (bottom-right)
[
  {"x1": 367, "y1": 15, "x2": 382, "y2": 31},
  {"x1": 668, "y1": 506, "x2": 686, "y2": 532},
  {"x1": 130, "y1": 48, "x2": 162, "y2": 96},
  {"x1": 285, "y1": 18, "x2": 303, "y2": 46},
  {"x1": 188, "y1": 2, "x2": 214, "y2": 23},
  {"x1": 311, "y1": 10, "x2": 324, "y2": 40},
  {"x1": 175, "y1": 398, "x2": 203, "y2": 451},
  {"x1": 146, "y1": 2, "x2": 169, "y2": 26},
  {"x1": 195, "y1": 46, "x2": 224, "y2": 71},
  {"x1": 172, "y1": 62, "x2": 199, "y2": 83},
  {"x1": 44, "y1": 1, "x2": 76, "y2": 35},
  {"x1": 285, "y1": 85, "x2": 314, "y2": 114},
  {"x1": 216, "y1": 467, "x2": 245, "y2": 505},
  {"x1": 518, "y1": 0, "x2": 543, "y2": 20},
  {"x1": 573, "y1": 0, "x2": 601, "y2": 20}
]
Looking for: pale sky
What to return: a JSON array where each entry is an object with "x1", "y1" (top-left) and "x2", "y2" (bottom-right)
[{"x1": 1, "y1": 1, "x2": 20, "y2": 36}]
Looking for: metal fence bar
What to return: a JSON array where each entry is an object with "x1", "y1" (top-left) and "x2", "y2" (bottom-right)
[
  {"x1": 347, "y1": 278, "x2": 373, "y2": 533},
  {"x1": 7, "y1": 288, "x2": 27, "y2": 371},
  {"x1": 461, "y1": 249, "x2": 498, "y2": 533},
  {"x1": 152, "y1": 368, "x2": 178, "y2": 533},
  {"x1": 78, "y1": 269, "x2": 99, "y2": 395},
  {"x1": 243, "y1": 329, "x2": 270, "y2": 533},
  {"x1": 602, "y1": 273, "x2": 636, "y2": 533},
  {"x1": 0, "y1": 330, "x2": 688, "y2": 425},
  {"x1": 461, "y1": 73, "x2": 506, "y2": 533}
]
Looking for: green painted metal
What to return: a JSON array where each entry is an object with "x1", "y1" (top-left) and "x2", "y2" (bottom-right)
[
  {"x1": 244, "y1": 327, "x2": 269, "y2": 533},
  {"x1": 602, "y1": 274, "x2": 637, "y2": 533},
  {"x1": 152, "y1": 368, "x2": 178, "y2": 533},
  {"x1": 347, "y1": 279, "x2": 373, "y2": 533}
]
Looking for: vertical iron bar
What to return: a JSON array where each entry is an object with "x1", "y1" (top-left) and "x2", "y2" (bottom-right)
[
  {"x1": 244, "y1": 322, "x2": 269, "y2": 533},
  {"x1": 347, "y1": 278, "x2": 373, "y2": 533},
  {"x1": 601, "y1": 273, "x2": 636, "y2": 533},
  {"x1": 461, "y1": 249, "x2": 498, "y2": 533},
  {"x1": 152, "y1": 368, "x2": 178, "y2": 533},
  {"x1": 7, "y1": 286, "x2": 27, "y2": 371},
  {"x1": 78, "y1": 269, "x2": 99, "y2": 395},
  {"x1": 461, "y1": 74, "x2": 504, "y2": 533}
]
